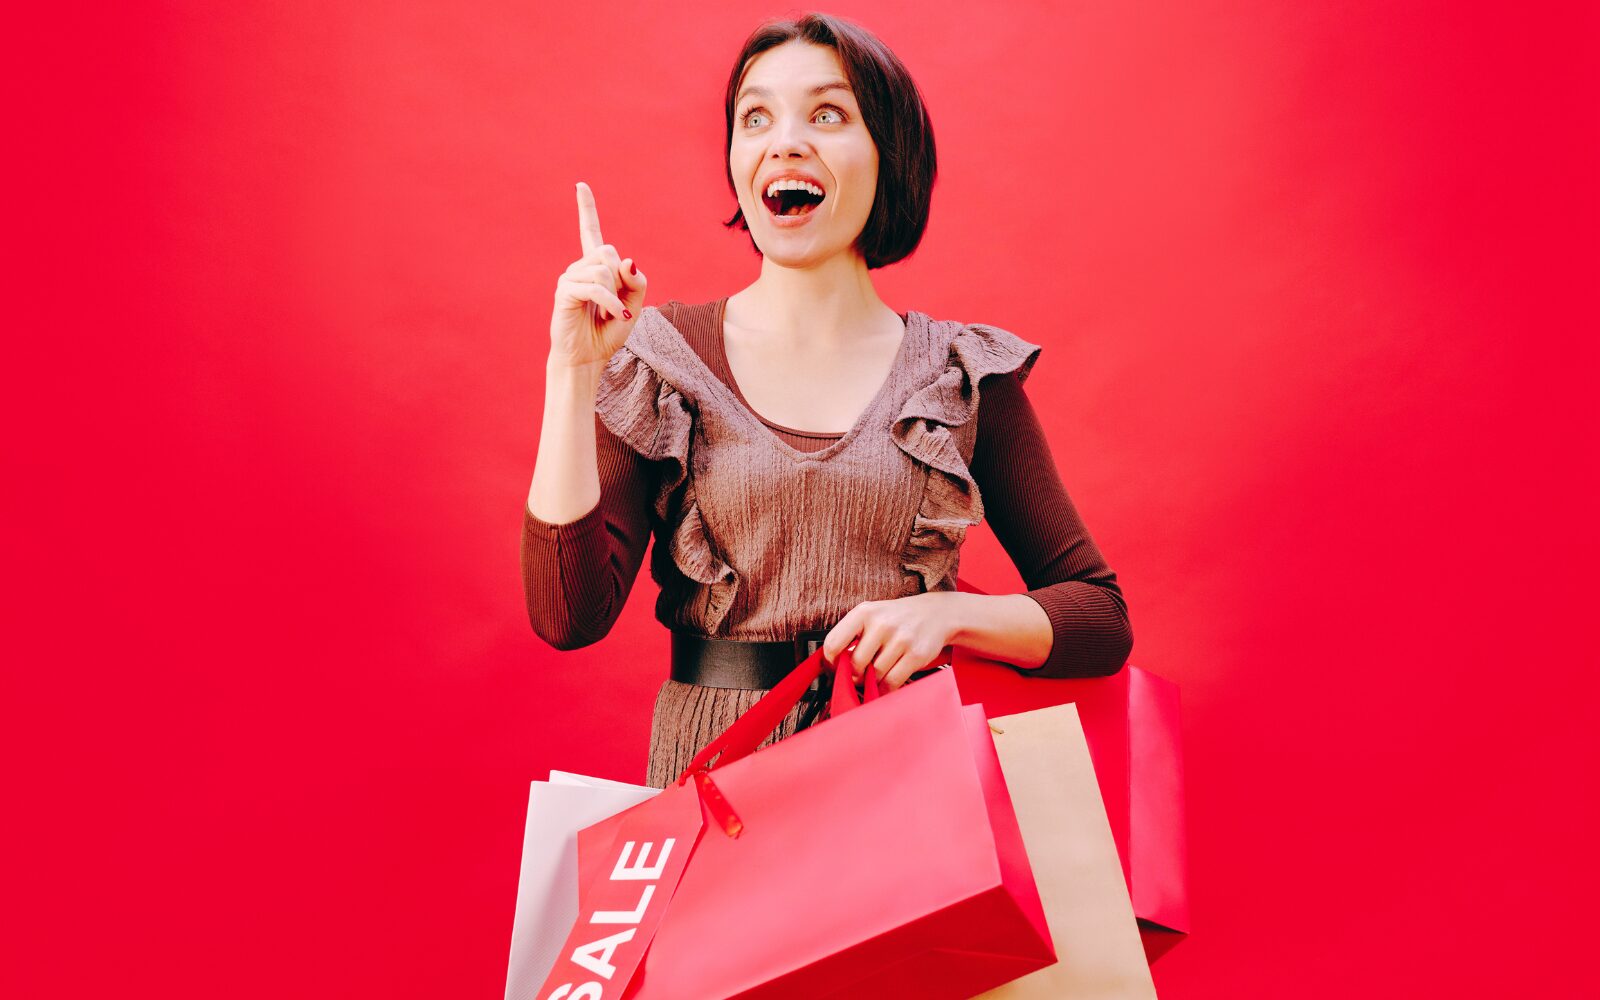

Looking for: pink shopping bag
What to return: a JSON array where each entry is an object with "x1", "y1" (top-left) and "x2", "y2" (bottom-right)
[
  {"x1": 538, "y1": 644, "x2": 1056, "y2": 1000},
  {"x1": 952, "y1": 577, "x2": 1190, "y2": 962}
]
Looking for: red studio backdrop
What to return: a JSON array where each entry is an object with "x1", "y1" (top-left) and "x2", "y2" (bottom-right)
[{"x1": 6, "y1": 3, "x2": 1596, "y2": 998}]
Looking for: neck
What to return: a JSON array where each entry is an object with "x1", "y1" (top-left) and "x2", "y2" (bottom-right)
[{"x1": 729, "y1": 251, "x2": 892, "y2": 348}]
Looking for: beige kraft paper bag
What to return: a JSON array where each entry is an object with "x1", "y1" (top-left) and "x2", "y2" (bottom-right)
[{"x1": 977, "y1": 703, "x2": 1159, "y2": 999}]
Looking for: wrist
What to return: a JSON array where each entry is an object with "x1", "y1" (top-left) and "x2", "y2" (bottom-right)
[
  {"x1": 545, "y1": 357, "x2": 604, "y2": 392},
  {"x1": 942, "y1": 591, "x2": 986, "y2": 648}
]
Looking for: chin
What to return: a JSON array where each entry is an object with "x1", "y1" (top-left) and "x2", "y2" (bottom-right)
[
  {"x1": 749, "y1": 220, "x2": 863, "y2": 270},
  {"x1": 758, "y1": 241, "x2": 842, "y2": 269}
]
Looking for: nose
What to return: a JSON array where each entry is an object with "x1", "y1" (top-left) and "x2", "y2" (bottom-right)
[{"x1": 767, "y1": 115, "x2": 814, "y2": 159}]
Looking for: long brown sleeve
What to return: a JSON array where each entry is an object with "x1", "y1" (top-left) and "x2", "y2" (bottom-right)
[
  {"x1": 521, "y1": 412, "x2": 655, "y2": 650},
  {"x1": 969, "y1": 371, "x2": 1134, "y2": 677}
]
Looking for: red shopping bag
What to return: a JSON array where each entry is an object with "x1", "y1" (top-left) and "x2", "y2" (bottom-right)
[
  {"x1": 951, "y1": 578, "x2": 1190, "y2": 961},
  {"x1": 538, "y1": 644, "x2": 1056, "y2": 1000}
]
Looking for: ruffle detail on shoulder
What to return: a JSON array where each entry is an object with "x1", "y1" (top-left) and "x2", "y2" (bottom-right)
[
  {"x1": 595, "y1": 336, "x2": 739, "y2": 633},
  {"x1": 892, "y1": 322, "x2": 1043, "y2": 593}
]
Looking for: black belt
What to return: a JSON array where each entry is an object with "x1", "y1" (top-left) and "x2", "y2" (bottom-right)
[{"x1": 670, "y1": 628, "x2": 835, "y2": 693}]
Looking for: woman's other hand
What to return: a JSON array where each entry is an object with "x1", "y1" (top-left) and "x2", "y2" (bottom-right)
[
  {"x1": 549, "y1": 181, "x2": 648, "y2": 370},
  {"x1": 821, "y1": 592, "x2": 963, "y2": 691}
]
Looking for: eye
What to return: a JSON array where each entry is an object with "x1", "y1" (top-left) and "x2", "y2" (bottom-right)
[{"x1": 737, "y1": 104, "x2": 851, "y2": 128}]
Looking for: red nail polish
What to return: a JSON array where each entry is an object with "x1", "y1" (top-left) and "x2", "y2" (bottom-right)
[
  {"x1": 622, "y1": 308, "x2": 632, "y2": 319},
  {"x1": 629, "y1": 261, "x2": 637, "y2": 275}
]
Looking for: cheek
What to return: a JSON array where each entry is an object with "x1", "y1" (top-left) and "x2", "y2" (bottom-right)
[
  {"x1": 730, "y1": 152, "x2": 758, "y2": 198},
  {"x1": 841, "y1": 152, "x2": 878, "y2": 209},
  {"x1": 845, "y1": 168, "x2": 878, "y2": 216}
]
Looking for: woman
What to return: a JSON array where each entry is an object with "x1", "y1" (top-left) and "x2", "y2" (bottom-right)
[{"x1": 523, "y1": 13, "x2": 1132, "y2": 790}]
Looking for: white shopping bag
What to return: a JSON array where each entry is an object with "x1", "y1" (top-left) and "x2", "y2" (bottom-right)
[{"x1": 503, "y1": 770, "x2": 661, "y2": 1000}]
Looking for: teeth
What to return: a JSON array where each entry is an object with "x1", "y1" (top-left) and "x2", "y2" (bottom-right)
[{"x1": 764, "y1": 178, "x2": 825, "y2": 199}]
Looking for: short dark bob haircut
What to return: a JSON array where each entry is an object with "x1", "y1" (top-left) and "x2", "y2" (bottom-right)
[{"x1": 722, "y1": 13, "x2": 937, "y2": 270}]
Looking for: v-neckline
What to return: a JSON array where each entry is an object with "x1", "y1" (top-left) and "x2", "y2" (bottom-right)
[{"x1": 666, "y1": 296, "x2": 921, "y2": 464}]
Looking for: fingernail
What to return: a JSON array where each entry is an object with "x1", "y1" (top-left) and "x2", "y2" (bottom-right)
[
  {"x1": 629, "y1": 260, "x2": 637, "y2": 275},
  {"x1": 622, "y1": 308, "x2": 632, "y2": 319}
]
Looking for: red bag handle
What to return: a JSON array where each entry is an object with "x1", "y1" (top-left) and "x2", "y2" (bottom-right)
[
  {"x1": 543, "y1": 654, "x2": 884, "y2": 993},
  {"x1": 675, "y1": 643, "x2": 881, "y2": 786}
]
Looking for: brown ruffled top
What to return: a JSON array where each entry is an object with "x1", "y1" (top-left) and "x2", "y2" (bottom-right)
[{"x1": 522, "y1": 298, "x2": 1133, "y2": 680}]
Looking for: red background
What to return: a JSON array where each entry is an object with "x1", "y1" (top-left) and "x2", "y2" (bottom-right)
[{"x1": 8, "y1": 2, "x2": 1596, "y2": 997}]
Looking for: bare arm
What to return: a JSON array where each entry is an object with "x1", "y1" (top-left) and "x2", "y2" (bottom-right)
[
  {"x1": 531, "y1": 180, "x2": 648, "y2": 522},
  {"x1": 527, "y1": 359, "x2": 604, "y2": 524}
]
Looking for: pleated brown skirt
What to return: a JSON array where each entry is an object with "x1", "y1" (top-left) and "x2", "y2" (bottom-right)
[{"x1": 644, "y1": 678, "x2": 830, "y2": 789}]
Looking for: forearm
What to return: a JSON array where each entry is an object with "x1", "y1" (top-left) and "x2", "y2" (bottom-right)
[
  {"x1": 521, "y1": 415, "x2": 655, "y2": 651},
  {"x1": 947, "y1": 592, "x2": 1055, "y2": 670},
  {"x1": 528, "y1": 359, "x2": 605, "y2": 524},
  {"x1": 1011, "y1": 582, "x2": 1133, "y2": 677},
  {"x1": 966, "y1": 371, "x2": 1134, "y2": 678}
]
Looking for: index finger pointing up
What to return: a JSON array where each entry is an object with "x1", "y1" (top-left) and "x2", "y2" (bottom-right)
[{"x1": 575, "y1": 181, "x2": 603, "y2": 255}]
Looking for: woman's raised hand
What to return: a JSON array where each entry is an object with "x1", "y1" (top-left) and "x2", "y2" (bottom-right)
[{"x1": 549, "y1": 182, "x2": 648, "y2": 370}]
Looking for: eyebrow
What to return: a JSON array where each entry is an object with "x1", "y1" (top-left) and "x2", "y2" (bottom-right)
[{"x1": 735, "y1": 81, "x2": 854, "y2": 105}]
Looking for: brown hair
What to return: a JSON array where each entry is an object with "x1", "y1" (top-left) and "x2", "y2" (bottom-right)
[{"x1": 722, "y1": 13, "x2": 938, "y2": 270}]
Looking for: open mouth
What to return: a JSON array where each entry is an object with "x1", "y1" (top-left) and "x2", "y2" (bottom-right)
[{"x1": 762, "y1": 187, "x2": 826, "y2": 217}]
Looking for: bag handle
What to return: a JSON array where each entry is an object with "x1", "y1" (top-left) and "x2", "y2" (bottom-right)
[
  {"x1": 675, "y1": 643, "x2": 881, "y2": 786},
  {"x1": 545, "y1": 652, "x2": 886, "y2": 999}
]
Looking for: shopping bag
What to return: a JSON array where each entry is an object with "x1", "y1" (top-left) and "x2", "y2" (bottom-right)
[
  {"x1": 949, "y1": 578, "x2": 1189, "y2": 960},
  {"x1": 538, "y1": 643, "x2": 1057, "y2": 1000},
  {"x1": 976, "y1": 703, "x2": 1158, "y2": 999},
  {"x1": 503, "y1": 771, "x2": 659, "y2": 1000}
]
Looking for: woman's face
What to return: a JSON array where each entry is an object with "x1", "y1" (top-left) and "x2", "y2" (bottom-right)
[{"x1": 730, "y1": 41, "x2": 879, "y2": 268}]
